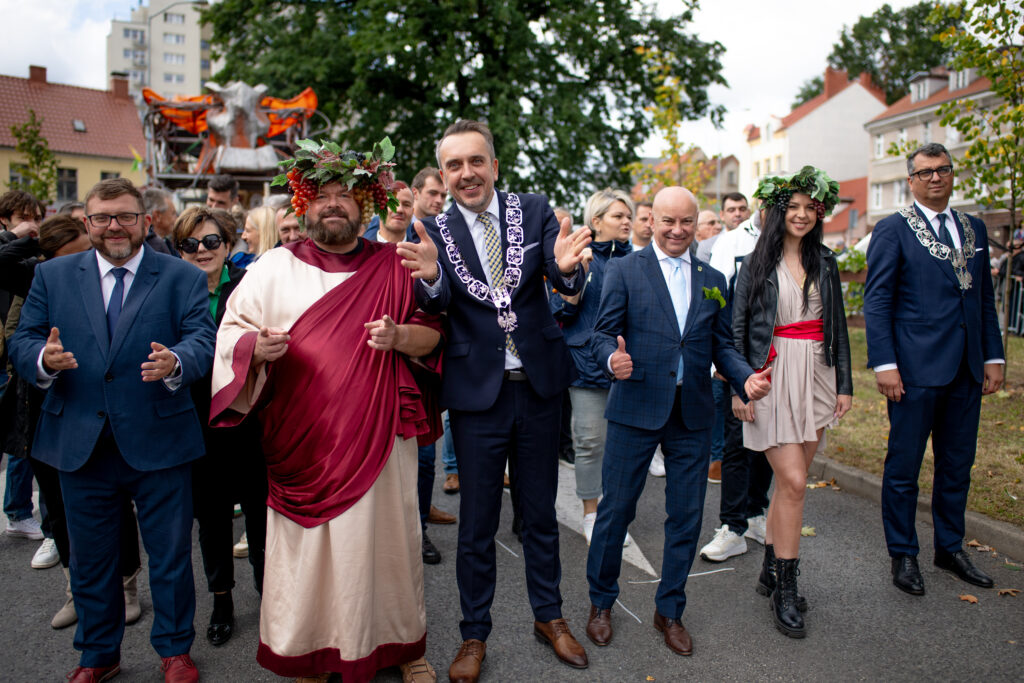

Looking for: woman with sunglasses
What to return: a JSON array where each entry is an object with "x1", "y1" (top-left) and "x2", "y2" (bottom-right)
[
  {"x1": 732, "y1": 167, "x2": 853, "y2": 639},
  {"x1": 172, "y1": 206, "x2": 267, "y2": 647}
]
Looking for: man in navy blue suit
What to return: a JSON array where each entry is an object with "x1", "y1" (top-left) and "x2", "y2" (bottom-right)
[
  {"x1": 584, "y1": 187, "x2": 771, "y2": 656},
  {"x1": 10, "y1": 178, "x2": 215, "y2": 683},
  {"x1": 864, "y1": 143, "x2": 1004, "y2": 596},
  {"x1": 398, "y1": 119, "x2": 593, "y2": 682}
]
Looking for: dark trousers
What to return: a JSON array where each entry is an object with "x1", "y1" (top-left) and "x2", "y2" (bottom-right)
[
  {"x1": 31, "y1": 457, "x2": 140, "y2": 573},
  {"x1": 60, "y1": 435, "x2": 195, "y2": 668},
  {"x1": 719, "y1": 404, "x2": 772, "y2": 534},
  {"x1": 882, "y1": 359, "x2": 982, "y2": 557},
  {"x1": 449, "y1": 378, "x2": 563, "y2": 642},
  {"x1": 417, "y1": 442, "x2": 436, "y2": 530},
  {"x1": 192, "y1": 449, "x2": 267, "y2": 595},
  {"x1": 587, "y1": 389, "x2": 712, "y2": 619}
]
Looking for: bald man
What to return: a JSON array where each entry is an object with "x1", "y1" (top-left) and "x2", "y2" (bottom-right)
[{"x1": 585, "y1": 187, "x2": 771, "y2": 656}]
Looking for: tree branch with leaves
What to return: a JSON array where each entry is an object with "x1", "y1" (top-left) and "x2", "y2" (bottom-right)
[{"x1": 7, "y1": 109, "x2": 58, "y2": 203}]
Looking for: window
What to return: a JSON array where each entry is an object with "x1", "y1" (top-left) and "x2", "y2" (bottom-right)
[
  {"x1": 947, "y1": 125, "x2": 960, "y2": 144},
  {"x1": 164, "y1": 33, "x2": 185, "y2": 45},
  {"x1": 200, "y1": 40, "x2": 210, "y2": 50},
  {"x1": 775, "y1": 155, "x2": 782, "y2": 172},
  {"x1": 164, "y1": 53, "x2": 185, "y2": 65},
  {"x1": 163, "y1": 73, "x2": 186, "y2": 84},
  {"x1": 872, "y1": 183, "x2": 882, "y2": 209},
  {"x1": 753, "y1": 161, "x2": 760, "y2": 178},
  {"x1": 72, "y1": 119, "x2": 86, "y2": 133},
  {"x1": 164, "y1": 12, "x2": 185, "y2": 24},
  {"x1": 874, "y1": 134, "x2": 884, "y2": 158},
  {"x1": 923, "y1": 121, "x2": 932, "y2": 144},
  {"x1": 764, "y1": 158, "x2": 771, "y2": 173},
  {"x1": 727, "y1": 170, "x2": 736, "y2": 186},
  {"x1": 956, "y1": 70, "x2": 970, "y2": 89},
  {"x1": 57, "y1": 168, "x2": 78, "y2": 202},
  {"x1": 9, "y1": 163, "x2": 28, "y2": 188},
  {"x1": 912, "y1": 80, "x2": 929, "y2": 102},
  {"x1": 129, "y1": 70, "x2": 145, "y2": 83},
  {"x1": 200, "y1": 59, "x2": 210, "y2": 71},
  {"x1": 898, "y1": 128, "x2": 907, "y2": 146},
  {"x1": 101, "y1": 171, "x2": 120, "y2": 180},
  {"x1": 123, "y1": 28, "x2": 144, "y2": 42},
  {"x1": 893, "y1": 180, "x2": 907, "y2": 206},
  {"x1": 123, "y1": 48, "x2": 132, "y2": 59}
]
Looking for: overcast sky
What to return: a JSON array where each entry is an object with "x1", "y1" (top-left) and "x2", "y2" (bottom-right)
[{"x1": 2, "y1": 0, "x2": 925, "y2": 159}]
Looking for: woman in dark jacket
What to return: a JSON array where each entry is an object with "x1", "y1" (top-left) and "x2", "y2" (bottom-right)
[
  {"x1": 549, "y1": 188, "x2": 632, "y2": 544},
  {"x1": 173, "y1": 206, "x2": 267, "y2": 647},
  {"x1": 732, "y1": 167, "x2": 853, "y2": 639}
]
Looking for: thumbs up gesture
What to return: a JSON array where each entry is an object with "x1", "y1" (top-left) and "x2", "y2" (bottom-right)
[
  {"x1": 744, "y1": 366, "x2": 772, "y2": 401},
  {"x1": 42, "y1": 327, "x2": 77, "y2": 373},
  {"x1": 609, "y1": 335, "x2": 633, "y2": 380},
  {"x1": 141, "y1": 341, "x2": 178, "y2": 382},
  {"x1": 553, "y1": 215, "x2": 592, "y2": 276},
  {"x1": 364, "y1": 314, "x2": 406, "y2": 351},
  {"x1": 397, "y1": 220, "x2": 440, "y2": 281}
]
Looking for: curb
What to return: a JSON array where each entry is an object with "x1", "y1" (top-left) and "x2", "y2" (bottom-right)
[{"x1": 809, "y1": 455, "x2": 1024, "y2": 563}]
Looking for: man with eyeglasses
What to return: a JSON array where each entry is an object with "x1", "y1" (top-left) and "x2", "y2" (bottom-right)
[
  {"x1": 864, "y1": 142, "x2": 1004, "y2": 597},
  {"x1": 142, "y1": 188, "x2": 178, "y2": 256},
  {"x1": 9, "y1": 178, "x2": 216, "y2": 683}
]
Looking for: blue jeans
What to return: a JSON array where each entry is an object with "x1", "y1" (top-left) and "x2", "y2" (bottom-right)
[
  {"x1": 442, "y1": 412, "x2": 458, "y2": 475},
  {"x1": 710, "y1": 378, "x2": 728, "y2": 463},
  {"x1": 4, "y1": 455, "x2": 35, "y2": 522}
]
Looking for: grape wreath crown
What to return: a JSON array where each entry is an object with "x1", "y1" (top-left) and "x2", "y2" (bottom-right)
[{"x1": 752, "y1": 165, "x2": 841, "y2": 220}]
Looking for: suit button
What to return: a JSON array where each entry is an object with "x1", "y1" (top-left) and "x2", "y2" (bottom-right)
[
  {"x1": 680, "y1": 341, "x2": 685, "y2": 348},
  {"x1": 97, "y1": 410, "x2": 106, "y2": 418},
  {"x1": 104, "y1": 373, "x2": 113, "y2": 382},
  {"x1": 669, "y1": 371, "x2": 676, "y2": 377},
  {"x1": 960, "y1": 323, "x2": 966, "y2": 329}
]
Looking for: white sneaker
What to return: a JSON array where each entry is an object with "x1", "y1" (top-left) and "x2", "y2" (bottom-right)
[
  {"x1": 31, "y1": 537, "x2": 59, "y2": 569},
  {"x1": 6, "y1": 517, "x2": 43, "y2": 540},
  {"x1": 582, "y1": 513, "x2": 596, "y2": 545},
  {"x1": 623, "y1": 531, "x2": 633, "y2": 548},
  {"x1": 233, "y1": 531, "x2": 249, "y2": 558},
  {"x1": 648, "y1": 450, "x2": 666, "y2": 477},
  {"x1": 699, "y1": 525, "x2": 747, "y2": 562},
  {"x1": 743, "y1": 515, "x2": 767, "y2": 545}
]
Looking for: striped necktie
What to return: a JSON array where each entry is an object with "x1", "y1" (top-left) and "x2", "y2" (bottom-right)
[{"x1": 479, "y1": 212, "x2": 519, "y2": 358}]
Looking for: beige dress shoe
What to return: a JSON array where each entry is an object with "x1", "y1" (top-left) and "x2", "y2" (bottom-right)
[
  {"x1": 51, "y1": 567, "x2": 78, "y2": 629},
  {"x1": 400, "y1": 656, "x2": 436, "y2": 682},
  {"x1": 124, "y1": 568, "x2": 141, "y2": 624}
]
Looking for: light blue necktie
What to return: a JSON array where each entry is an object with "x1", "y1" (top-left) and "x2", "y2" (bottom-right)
[
  {"x1": 106, "y1": 267, "x2": 128, "y2": 340},
  {"x1": 669, "y1": 257, "x2": 688, "y2": 382}
]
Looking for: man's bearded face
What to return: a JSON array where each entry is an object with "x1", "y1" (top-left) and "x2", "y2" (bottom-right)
[{"x1": 306, "y1": 181, "x2": 361, "y2": 246}]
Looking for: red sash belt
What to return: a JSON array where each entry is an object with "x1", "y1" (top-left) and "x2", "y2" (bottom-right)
[{"x1": 760, "y1": 319, "x2": 824, "y2": 371}]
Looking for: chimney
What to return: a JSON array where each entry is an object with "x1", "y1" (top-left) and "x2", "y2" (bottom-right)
[
  {"x1": 110, "y1": 71, "x2": 130, "y2": 99},
  {"x1": 28, "y1": 65, "x2": 46, "y2": 83},
  {"x1": 822, "y1": 66, "x2": 848, "y2": 99}
]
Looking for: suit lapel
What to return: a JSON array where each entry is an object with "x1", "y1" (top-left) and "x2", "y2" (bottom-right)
[
  {"x1": 108, "y1": 249, "x2": 159, "y2": 361},
  {"x1": 682, "y1": 259, "x2": 706, "y2": 337},
  {"x1": 77, "y1": 254, "x2": 110, "y2": 358},
  {"x1": 639, "y1": 247, "x2": 679, "y2": 335},
  {"x1": 446, "y1": 205, "x2": 489, "y2": 286},
  {"x1": 913, "y1": 204, "x2": 960, "y2": 290}
]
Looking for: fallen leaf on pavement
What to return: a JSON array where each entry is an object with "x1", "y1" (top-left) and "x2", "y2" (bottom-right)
[
  {"x1": 967, "y1": 539, "x2": 985, "y2": 548},
  {"x1": 959, "y1": 594, "x2": 979, "y2": 604},
  {"x1": 807, "y1": 481, "x2": 829, "y2": 489},
  {"x1": 800, "y1": 526, "x2": 816, "y2": 537},
  {"x1": 998, "y1": 588, "x2": 1020, "y2": 597},
  {"x1": 646, "y1": 677, "x2": 655, "y2": 681}
]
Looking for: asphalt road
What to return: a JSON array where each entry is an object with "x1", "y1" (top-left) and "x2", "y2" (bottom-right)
[{"x1": 1, "y1": 456, "x2": 1022, "y2": 682}]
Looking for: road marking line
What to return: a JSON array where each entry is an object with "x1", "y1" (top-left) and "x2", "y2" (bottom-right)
[
  {"x1": 615, "y1": 599, "x2": 642, "y2": 624},
  {"x1": 495, "y1": 539, "x2": 519, "y2": 558}
]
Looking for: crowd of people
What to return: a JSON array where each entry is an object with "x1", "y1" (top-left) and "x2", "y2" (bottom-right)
[{"x1": 0, "y1": 123, "x2": 1005, "y2": 682}]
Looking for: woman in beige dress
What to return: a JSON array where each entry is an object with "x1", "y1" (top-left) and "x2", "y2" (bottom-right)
[{"x1": 732, "y1": 167, "x2": 853, "y2": 639}]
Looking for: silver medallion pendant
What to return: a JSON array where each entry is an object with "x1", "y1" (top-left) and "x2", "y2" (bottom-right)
[{"x1": 498, "y1": 309, "x2": 518, "y2": 332}]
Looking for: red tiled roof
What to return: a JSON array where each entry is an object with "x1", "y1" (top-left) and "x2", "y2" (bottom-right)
[
  {"x1": 0, "y1": 69, "x2": 145, "y2": 160},
  {"x1": 781, "y1": 70, "x2": 886, "y2": 131},
  {"x1": 745, "y1": 124, "x2": 761, "y2": 142},
  {"x1": 825, "y1": 177, "x2": 867, "y2": 234},
  {"x1": 868, "y1": 76, "x2": 991, "y2": 123}
]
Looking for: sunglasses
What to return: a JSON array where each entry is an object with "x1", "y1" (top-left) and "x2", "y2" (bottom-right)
[{"x1": 178, "y1": 234, "x2": 224, "y2": 253}]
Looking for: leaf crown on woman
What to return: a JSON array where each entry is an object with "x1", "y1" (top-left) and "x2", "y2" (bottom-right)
[{"x1": 745, "y1": 166, "x2": 840, "y2": 314}]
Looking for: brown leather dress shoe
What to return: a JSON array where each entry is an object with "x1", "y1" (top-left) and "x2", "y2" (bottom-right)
[
  {"x1": 586, "y1": 605, "x2": 613, "y2": 646},
  {"x1": 443, "y1": 473, "x2": 460, "y2": 494},
  {"x1": 653, "y1": 611, "x2": 693, "y2": 656},
  {"x1": 160, "y1": 654, "x2": 199, "y2": 683},
  {"x1": 449, "y1": 639, "x2": 486, "y2": 683},
  {"x1": 427, "y1": 505, "x2": 456, "y2": 524},
  {"x1": 67, "y1": 663, "x2": 121, "y2": 682},
  {"x1": 533, "y1": 618, "x2": 588, "y2": 669},
  {"x1": 707, "y1": 460, "x2": 722, "y2": 484}
]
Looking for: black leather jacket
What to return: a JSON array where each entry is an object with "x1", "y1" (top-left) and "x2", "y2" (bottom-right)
[{"x1": 732, "y1": 245, "x2": 853, "y2": 396}]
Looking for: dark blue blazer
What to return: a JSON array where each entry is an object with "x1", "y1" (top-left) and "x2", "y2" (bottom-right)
[
  {"x1": 864, "y1": 205, "x2": 1003, "y2": 387},
  {"x1": 591, "y1": 245, "x2": 753, "y2": 432},
  {"x1": 415, "y1": 191, "x2": 582, "y2": 411},
  {"x1": 9, "y1": 246, "x2": 216, "y2": 472}
]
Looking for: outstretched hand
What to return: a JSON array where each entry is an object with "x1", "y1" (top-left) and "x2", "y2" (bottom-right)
[
  {"x1": 364, "y1": 314, "x2": 407, "y2": 351},
  {"x1": 609, "y1": 335, "x2": 632, "y2": 380},
  {"x1": 397, "y1": 220, "x2": 439, "y2": 280},
  {"x1": 42, "y1": 327, "x2": 77, "y2": 373},
  {"x1": 744, "y1": 366, "x2": 772, "y2": 401},
  {"x1": 141, "y1": 341, "x2": 177, "y2": 382},
  {"x1": 553, "y1": 216, "x2": 592, "y2": 276}
]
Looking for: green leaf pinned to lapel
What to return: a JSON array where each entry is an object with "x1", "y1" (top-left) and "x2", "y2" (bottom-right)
[{"x1": 703, "y1": 286, "x2": 726, "y2": 309}]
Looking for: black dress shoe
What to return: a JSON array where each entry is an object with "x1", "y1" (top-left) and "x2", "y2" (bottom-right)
[
  {"x1": 935, "y1": 550, "x2": 994, "y2": 588},
  {"x1": 422, "y1": 531, "x2": 442, "y2": 565},
  {"x1": 207, "y1": 592, "x2": 234, "y2": 646},
  {"x1": 891, "y1": 555, "x2": 925, "y2": 595}
]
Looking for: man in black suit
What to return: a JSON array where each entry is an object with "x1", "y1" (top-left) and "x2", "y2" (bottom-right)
[{"x1": 399, "y1": 119, "x2": 592, "y2": 682}]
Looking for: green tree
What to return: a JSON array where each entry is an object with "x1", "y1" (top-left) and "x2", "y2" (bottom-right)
[
  {"x1": 827, "y1": 2, "x2": 957, "y2": 104},
  {"x1": 201, "y1": 0, "x2": 725, "y2": 206},
  {"x1": 930, "y1": 0, "x2": 1024, "y2": 357},
  {"x1": 791, "y1": 75, "x2": 824, "y2": 109},
  {"x1": 7, "y1": 109, "x2": 58, "y2": 202}
]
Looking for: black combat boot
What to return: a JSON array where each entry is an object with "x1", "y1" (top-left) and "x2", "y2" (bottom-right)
[
  {"x1": 757, "y1": 544, "x2": 807, "y2": 612},
  {"x1": 771, "y1": 557, "x2": 806, "y2": 638}
]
